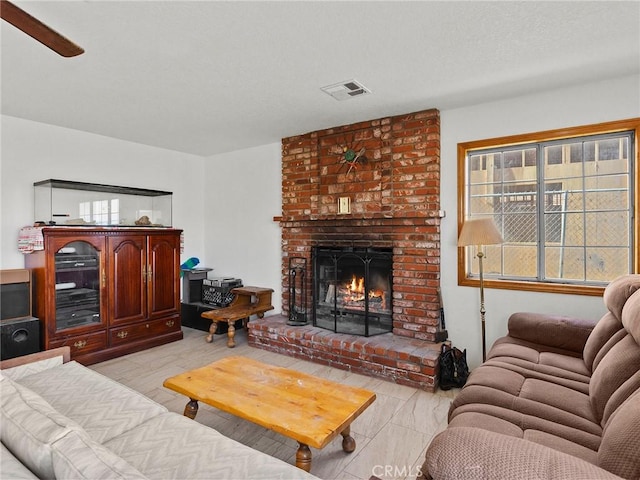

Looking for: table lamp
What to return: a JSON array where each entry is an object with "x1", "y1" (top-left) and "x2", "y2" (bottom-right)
[{"x1": 458, "y1": 218, "x2": 503, "y2": 361}]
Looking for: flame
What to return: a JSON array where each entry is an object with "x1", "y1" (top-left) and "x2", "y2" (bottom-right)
[
  {"x1": 349, "y1": 275, "x2": 365, "y2": 293},
  {"x1": 337, "y1": 275, "x2": 388, "y2": 310}
]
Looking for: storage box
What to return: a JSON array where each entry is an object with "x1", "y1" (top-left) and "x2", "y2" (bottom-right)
[{"x1": 201, "y1": 278, "x2": 242, "y2": 307}]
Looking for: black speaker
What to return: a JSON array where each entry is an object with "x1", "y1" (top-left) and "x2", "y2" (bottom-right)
[
  {"x1": 0, "y1": 269, "x2": 32, "y2": 321},
  {"x1": 1, "y1": 317, "x2": 40, "y2": 360}
]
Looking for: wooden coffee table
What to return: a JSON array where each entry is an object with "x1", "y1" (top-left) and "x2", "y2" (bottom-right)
[{"x1": 163, "y1": 356, "x2": 376, "y2": 472}]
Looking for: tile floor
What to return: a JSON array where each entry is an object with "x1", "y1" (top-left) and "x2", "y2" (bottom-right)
[{"x1": 89, "y1": 327, "x2": 459, "y2": 480}]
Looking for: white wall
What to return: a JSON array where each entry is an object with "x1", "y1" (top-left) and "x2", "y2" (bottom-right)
[
  {"x1": 440, "y1": 74, "x2": 640, "y2": 367},
  {"x1": 3, "y1": 74, "x2": 638, "y2": 366},
  {"x1": 0, "y1": 116, "x2": 206, "y2": 271},
  {"x1": 202, "y1": 143, "x2": 283, "y2": 315}
]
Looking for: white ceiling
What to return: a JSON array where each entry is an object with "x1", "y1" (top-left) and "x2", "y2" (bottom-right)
[{"x1": 2, "y1": 1, "x2": 639, "y2": 157}]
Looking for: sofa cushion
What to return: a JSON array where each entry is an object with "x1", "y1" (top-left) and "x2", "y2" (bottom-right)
[
  {"x1": 424, "y1": 427, "x2": 620, "y2": 480},
  {"x1": 17, "y1": 361, "x2": 167, "y2": 443},
  {"x1": 1, "y1": 443, "x2": 39, "y2": 479},
  {"x1": 446, "y1": 409, "x2": 597, "y2": 462},
  {"x1": 602, "y1": 273, "x2": 640, "y2": 322},
  {"x1": 490, "y1": 336, "x2": 586, "y2": 363},
  {"x1": 448, "y1": 411, "x2": 524, "y2": 438},
  {"x1": 498, "y1": 355, "x2": 591, "y2": 384},
  {"x1": 602, "y1": 370, "x2": 640, "y2": 425},
  {"x1": 0, "y1": 373, "x2": 81, "y2": 479},
  {"x1": 450, "y1": 403, "x2": 602, "y2": 451},
  {"x1": 518, "y1": 378, "x2": 596, "y2": 423},
  {"x1": 488, "y1": 336, "x2": 592, "y2": 387},
  {"x1": 51, "y1": 429, "x2": 148, "y2": 479},
  {"x1": 449, "y1": 362, "x2": 598, "y2": 431},
  {"x1": 583, "y1": 312, "x2": 624, "y2": 372},
  {"x1": 504, "y1": 312, "x2": 594, "y2": 354},
  {"x1": 522, "y1": 430, "x2": 597, "y2": 464},
  {"x1": 104, "y1": 412, "x2": 319, "y2": 480},
  {"x1": 583, "y1": 274, "x2": 640, "y2": 372},
  {"x1": 480, "y1": 355, "x2": 590, "y2": 393},
  {"x1": 598, "y1": 389, "x2": 640, "y2": 479},
  {"x1": 589, "y1": 333, "x2": 640, "y2": 423}
]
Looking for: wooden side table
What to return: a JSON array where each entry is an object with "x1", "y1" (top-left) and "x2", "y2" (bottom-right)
[{"x1": 201, "y1": 286, "x2": 274, "y2": 347}]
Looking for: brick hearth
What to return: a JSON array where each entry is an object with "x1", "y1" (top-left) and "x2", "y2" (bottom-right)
[
  {"x1": 248, "y1": 315, "x2": 441, "y2": 391},
  {"x1": 249, "y1": 108, "x2": 444, "y2": 391}
]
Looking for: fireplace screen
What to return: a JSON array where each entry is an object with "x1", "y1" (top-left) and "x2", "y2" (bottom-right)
[{"x1": 313, "y1": 247, "x2": 392, "y2": 336}]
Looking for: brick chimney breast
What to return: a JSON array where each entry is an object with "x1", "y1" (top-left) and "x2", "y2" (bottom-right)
[{"x1": 279, "y1": 108, "x2": 441, "y2": 341}]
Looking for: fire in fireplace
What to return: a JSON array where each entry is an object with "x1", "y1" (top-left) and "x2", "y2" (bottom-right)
[{"x1": 313, "y1": 246, "x2": 393, "y2": 336}]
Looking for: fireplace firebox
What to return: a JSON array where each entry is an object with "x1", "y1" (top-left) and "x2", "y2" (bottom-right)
[{"x1": 313, "y1": 246, "x2": 393, "y2": 336}]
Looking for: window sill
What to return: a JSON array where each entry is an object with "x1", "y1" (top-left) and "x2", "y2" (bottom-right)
[{"x1": 458, "y1": 275, "x2": 605, "y2": 297}]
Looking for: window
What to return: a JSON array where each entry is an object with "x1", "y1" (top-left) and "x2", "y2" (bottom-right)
[
  {"x1": 78, "y1": 199, "x2": 119, "y2": 225},
  {"x1": 459, "y1": 118, "x2": 639, "y2": 295}
]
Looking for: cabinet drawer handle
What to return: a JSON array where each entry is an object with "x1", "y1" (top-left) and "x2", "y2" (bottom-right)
[
  {"x1": 73, "y1": 340, "x2": 87, "y2": 349},
  {"x1": 166, "y1": 320, "x2": 175, "y2": 328},
  {"x1": 117, "y1": 331, "x2": 128, "y2": 339}
]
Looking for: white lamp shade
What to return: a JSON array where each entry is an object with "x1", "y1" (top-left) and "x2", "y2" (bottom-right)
[{"x1": 458, "y1": 218, "x2": 503, "y2": 247}]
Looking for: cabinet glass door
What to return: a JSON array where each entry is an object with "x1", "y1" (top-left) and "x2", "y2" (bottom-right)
[{"x1": 54, "y1": 240, "x2": 101, "y2": 331}]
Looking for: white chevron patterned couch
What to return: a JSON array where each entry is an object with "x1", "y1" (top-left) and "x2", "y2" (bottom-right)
[{"x1": 0, "y1": 347, "x2": 318, "y2": 480}]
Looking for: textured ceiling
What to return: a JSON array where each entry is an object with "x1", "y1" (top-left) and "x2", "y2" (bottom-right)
[{"x1": 2, "y1": 1, "x2": 639, "y2": 156}]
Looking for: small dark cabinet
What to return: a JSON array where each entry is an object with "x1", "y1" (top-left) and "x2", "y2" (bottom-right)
[{"x1": 180, "y1": 303, "x2": 242, "y2": 334}]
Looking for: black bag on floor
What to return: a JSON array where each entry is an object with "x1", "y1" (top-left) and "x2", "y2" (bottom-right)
[{"x1": 438, "y1": 344, "x2": 469, "y2": 390}]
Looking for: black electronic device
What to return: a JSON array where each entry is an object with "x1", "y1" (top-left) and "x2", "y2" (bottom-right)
[
  {"x1": 181, "y1": 268, "x2": 213, "y2": 304},
  {"x1": 0, "y1": 269, "x2": 32, "y2": 321},
  {"x1": 1, "y1": 316, "x2": 40, "y2": 360}
]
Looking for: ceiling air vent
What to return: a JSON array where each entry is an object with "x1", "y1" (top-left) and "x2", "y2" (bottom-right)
[{"x1": 321, "y1": 79, "x2": 371, "y2": 101}]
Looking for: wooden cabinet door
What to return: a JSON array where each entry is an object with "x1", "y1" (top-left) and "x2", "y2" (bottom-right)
[
  {"x1": 108, "y1": 234, "x2": 147, "y2": 326},
  {"x1": 46, "y1": 234, "x2": 107, "y2": 338},
  {"x1": 147, "y1": 233, "x2": 180, "y2": 320}
]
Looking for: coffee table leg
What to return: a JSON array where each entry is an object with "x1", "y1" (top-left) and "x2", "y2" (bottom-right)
[
  {"x1": 341, "y1": 425, "x2": 356, "y2": 453},
  {"x1": 184, "y1": 398, "x2": 199, "y2": 419},
  {"x1": 296, "y1": 443, "x2": 312, "y2": 472},
  {"x1": 226, "y1": 321, "x2": 236, "y2": 348},
  {"x1": 205, "y1": 321, "x2": 217, "y2": 343}
]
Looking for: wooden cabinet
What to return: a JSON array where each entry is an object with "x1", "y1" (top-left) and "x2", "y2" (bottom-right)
[{"x1": 26, "y1": 228, "x2": 182, "y2": 364}]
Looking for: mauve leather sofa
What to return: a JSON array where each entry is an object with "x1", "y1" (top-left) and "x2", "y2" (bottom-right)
[{"x1": 422, "y1": 274, "x2": 640, "y2": 479}]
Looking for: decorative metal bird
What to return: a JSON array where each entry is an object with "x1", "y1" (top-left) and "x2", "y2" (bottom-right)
[{"x1": 340, "y1": 147, "x2": 367, "y2": 175}]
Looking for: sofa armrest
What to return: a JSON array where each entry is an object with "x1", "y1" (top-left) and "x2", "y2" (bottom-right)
[
  {"x1": 422, "y1": 427, "x2": 621, "y2": 480},
  {"x1": 506, "y1": 312, "x2": 597, "y2": 354},
  {"x1": 0, "y1": 347, "x2": 71, "y2": 370}
]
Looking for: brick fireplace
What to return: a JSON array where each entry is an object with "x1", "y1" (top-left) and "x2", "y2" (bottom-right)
[{"x1": 248, "y1": 108, "x2": 444, "y2": 391}]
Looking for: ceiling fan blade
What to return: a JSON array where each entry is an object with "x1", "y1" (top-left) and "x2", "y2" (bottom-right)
[{"x1": 1, "y1": 0, "x2": 84, "y2": 57}]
